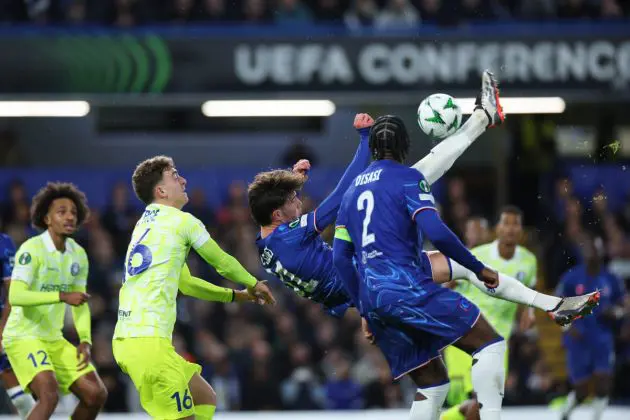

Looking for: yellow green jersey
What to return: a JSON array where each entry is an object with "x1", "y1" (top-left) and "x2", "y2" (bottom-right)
[
  {"x1": 4, "y1": 231, "x2": 89, "y2": 342},
  {"x1": 113, "y1": 203, "x2": 211, "y2": 340},
  {"x1": 454, "y1": 240, "x2": 537, "y2": 339}
]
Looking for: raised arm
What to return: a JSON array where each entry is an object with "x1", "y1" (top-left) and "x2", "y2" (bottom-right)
[{"x1": 309, "y1": 114, "x2": 373, "y2": 232}]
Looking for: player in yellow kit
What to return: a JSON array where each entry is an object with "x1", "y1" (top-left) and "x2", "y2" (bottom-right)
[
  {"x1": 2, "y1": 182, "x2": 108, "y2": 420},
  {"x1": 441, "y1": 206, "x2": 538, "y2": 420},
  {"x1": 113, "y1": 155, "x2": 275, "y2": 420}
]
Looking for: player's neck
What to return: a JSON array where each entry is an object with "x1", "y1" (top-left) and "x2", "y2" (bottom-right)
[
  {"x1": 48, "y1": 229, "x2": 67, "y2": 252},
  {"x1": 260, "y1": 223, "x2": 279, "y2": 239},
  {"x1": 151, "y1": 198, "x2": 182, "y2": 210},
  {"x1": 497, "y1": 241, "x2": 516, "y2": 260}
]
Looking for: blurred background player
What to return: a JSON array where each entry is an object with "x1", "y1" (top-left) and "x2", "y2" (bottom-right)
[
  {"x1": 112, "y1": 156, "x2": 275, "y2": 420},
  {"x1": 557, "y1": 233, "x2": 627, "y2": 420},
  {"x1": 0, "y1": 232, "x2": 35, "y2": 418},
  {"x1": 2, "y1": 183, "x2": 108, "y2": 420},
  {"x1": 441, "y1": 206, "x2": 538, "y2": 420}
]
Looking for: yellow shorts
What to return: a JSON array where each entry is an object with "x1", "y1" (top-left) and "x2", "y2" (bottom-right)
[
  {"x1": 113, "y1": 337, "x2": 201, "y2": 419},
  {"x1": 443, "y1": 345, "x2": 510, "y2": 407},
  {"x1": 3, "y1": 338, "x2": 96, "y2": 394}
]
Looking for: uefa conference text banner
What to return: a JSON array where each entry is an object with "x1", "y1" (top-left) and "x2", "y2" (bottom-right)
[{"x1": 0, "y1": 34, "x2": 629, "y2": 95}]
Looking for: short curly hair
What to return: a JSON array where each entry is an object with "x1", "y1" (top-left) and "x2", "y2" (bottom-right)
[
  {"x1": 248, "y1": 169, "x2": 305, "y2": 226},
  {"x1": 31, "y1": 182, "x2": 90, "y2": 230},
  {"x1": 132, "y1": 155, "x2": 174, "y2": 205}
]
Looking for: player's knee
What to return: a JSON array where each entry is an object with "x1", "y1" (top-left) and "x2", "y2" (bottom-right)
[
  {"x1": 37, "y1": 387, "x2": 59, "y2": 409},
  {"x1": 83, "y1": 382, "x2": 108, "y2": 408}
]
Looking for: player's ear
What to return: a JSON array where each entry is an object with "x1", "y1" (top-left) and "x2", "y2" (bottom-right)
[{"x1": 271, "y1": 209, "x2": 282, "y2": 223}]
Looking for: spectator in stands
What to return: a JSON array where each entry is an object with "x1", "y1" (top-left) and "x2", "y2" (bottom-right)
[
  {"x1": 1, "y1": 179, "x2": 28, "y2": 230},
  {"x1": 344, "y1": 0, "x2": 378, "y2": 30},
  {"x1": 242, "y1": 0, "x2": 271, "y2": 22},
  {"x1": 375, "y1": 0, "x2": 420, "y2": 29},
  {"x1": 464, "y1": 215, "x2": 491, "y2": 248},
  {"x1": 324, "y1": 352, "x2": 363, "y2": 409},
  {"x1": 274, "y1": 0, "x2": 314, "y2": 23},
  {"x1": 557, "y1": 0, "x2": 598, "y2": 19},
  {"x1": 198, "y1": 0, "x2": 230, "y2": 21},
  {"x1": 458, "y1": 0, "x2": 497, "y2": 22},
  {"x1": 102, "y1": 181, "x2": 139, "y2": 259},
  {"x1": 312, "y1": 0, "x2": 345, "y2": 23}
]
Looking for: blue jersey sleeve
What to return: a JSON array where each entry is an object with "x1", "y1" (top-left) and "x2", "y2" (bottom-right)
[
  {"x1": 402, "y1": 170, "x2": 438, "y2": 220},
  {"x1": 555, "y1": 270, "x2": 572, "y2": 297},
  {"x1": 312, "y1": 129, "x2": 371, "y2": 232},
  {"x1": 1, "y1": 236, "x2": 16, "y2": 280}
]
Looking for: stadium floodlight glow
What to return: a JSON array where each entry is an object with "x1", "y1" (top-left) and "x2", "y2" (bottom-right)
[
  {"x1": 0, "y1": 101, "x2": 91, "y2": 117},
  {"x1": 201, "y1": 100, "x2": 336, "y2": 117},
  {"x1": 457, "y1": 97, "x2": 566, "y2": 115}
]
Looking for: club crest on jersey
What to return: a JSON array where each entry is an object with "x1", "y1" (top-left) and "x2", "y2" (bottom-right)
[
  {"x1": 18, "y1": 252, "x2": 31, "y2": 265},
  {"x1": 419, "y1": 180, "x2": 431, "y2": 193},
  {"x1": 71, "y1": 262, "x2": 80, "y2": 276},
  {"x1": 261, "y1": 248, "x2": 274, "y2": 266},
  {"x1": 289, "y1": 218, "x2": 300, "y2": 229}
]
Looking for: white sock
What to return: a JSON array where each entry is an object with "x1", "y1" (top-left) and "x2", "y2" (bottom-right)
[
  {"x1": 409, "y1": 382, "x2": 450, "y2": 420},
  {"x1": 7, "y1": 386, "x2": 35, "y2": 419},
  {"x1": 471, "y1": 339, "x2": 506, "y2": 420},
  {"x1": 450, "y1": 259, "x2": 561, "y2": 311},
  {"x1": 561, "y1": 391, "x2": 579, "y2": 419},
  {"x1": 412, "y1": 110, "x2": 487, "y2": 185},
  {"x1": 592, "y1": 396, "x2": 609, "y2": 420}
]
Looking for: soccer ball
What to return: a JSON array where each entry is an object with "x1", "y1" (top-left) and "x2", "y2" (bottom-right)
[{"x1": 417, "y1": 93, "x2": 462, "y2": 140}]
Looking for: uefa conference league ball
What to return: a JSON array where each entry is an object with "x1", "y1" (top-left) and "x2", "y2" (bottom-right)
[{"x1": 417, "y1": 93, "x2": 462, "y2": 140}]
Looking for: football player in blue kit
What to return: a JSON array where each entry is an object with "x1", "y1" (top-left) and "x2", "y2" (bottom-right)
[
  {"x1": 0, "y1": 233, "x2": 36, "y2": 418},
  {"x1": 332, "y1": 110, "x2": 600, "y2": 419},
  {"x1": 557, "y1": 232, "x2": 626, "y2": 420},
  {"x1": 249, "y1": 71, "x2": 597, "y2": 330}
]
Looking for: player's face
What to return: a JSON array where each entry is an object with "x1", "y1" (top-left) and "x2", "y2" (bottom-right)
[
  {"x1": 496, "y1": 213, "x2": 522, "y2": 246},
  {"x1": 45, "y1": 198, "x2": 78, "y2": 237},
  {"x1": 159, "y1": 167, "x2": 188, "y2": 208},
  {"x1": 275, "y1": 191, "x2": 302, "y2": 223}
]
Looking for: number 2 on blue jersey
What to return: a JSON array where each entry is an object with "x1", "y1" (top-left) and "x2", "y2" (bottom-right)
[
  {"x1": 357, "y1": 190, "x2": 375, "y2": 247},
  {"x1": 124, "y1": 228, "x2": 152, "y2": 282}
]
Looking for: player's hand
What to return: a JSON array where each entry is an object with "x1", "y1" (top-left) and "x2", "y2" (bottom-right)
[
  {"x1": 76, "y1": 342, "x2": 91, "y2": 371},
  {"x1": 354, "y1": 113, "x2": 374, "y2": 130},
  {"x1": 361, "y1": 318, "x2": 375, "y2": 345},
  {"x1": 234, "y1": 289, "x2": 263, "y2": 304},
  {"x1": 249, "y1": 281, "x2": 276, "y2": 305},
  {"x1": 292, "y1": 159, "x2": 311, "y2": 180},
  {"x1": 478, "y1": 267, "x2": 499, "y2": 290},
  {"x1": 60, "y1": 291, "x2": 90, "y2": 306}
]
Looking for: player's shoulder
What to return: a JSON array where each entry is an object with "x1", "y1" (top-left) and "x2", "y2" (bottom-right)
[
  {"x1": 517, "y1": 246, "x2": 537, "y2": 263},
  {"x1": 17, "y1": 234, "x2": 43, "y2": 252},
  {"x1": 471, "y1": 243, "x2": 493, "y2": 256},
  {"x1": 275, "y1": 214, "x2": 309, "y2": 237},
  {"x1": 67, "y1": 238, "x2": 88, "y2": 259}
]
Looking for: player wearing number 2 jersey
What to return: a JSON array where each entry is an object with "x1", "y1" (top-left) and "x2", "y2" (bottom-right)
[
  {"x1": 113, "y1": 155, "x2": 275, "y2": 420},
  {"x1": 2, "y1": 183, "x2": 107, "y2": 420}
]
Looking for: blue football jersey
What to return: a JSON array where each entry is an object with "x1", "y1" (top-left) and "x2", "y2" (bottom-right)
[
  {"x1": 336, "y1": 160, "x2": 437, "y2": 307},
  {"x1": 256, "y1": 212, "x2": 351, "y2": 315},
  {"x1": 558, "y1": 265, "x2": 625, "y2": 342},
  {"x1": 0, "y1": 233, "x2": 16, "y2": 309}
]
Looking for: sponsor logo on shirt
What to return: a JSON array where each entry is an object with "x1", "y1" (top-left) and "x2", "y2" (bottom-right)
[
  {"x1": 40, "y1": 284, "x2": 71, "y2": 292},
  {"x1": 260, "y1": 247, "x2": 274, "y2": 266}
]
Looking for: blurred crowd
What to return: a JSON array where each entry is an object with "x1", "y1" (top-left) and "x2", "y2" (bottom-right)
[
  {"x1": 0, "y1": 0, "x2": 629, "y2": 28},
  {"x1": 3, "y1": 170, "x2": 629, "y2": 413}
]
